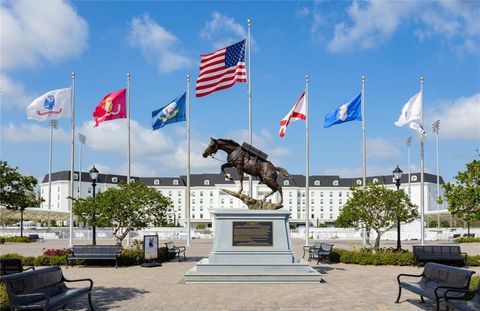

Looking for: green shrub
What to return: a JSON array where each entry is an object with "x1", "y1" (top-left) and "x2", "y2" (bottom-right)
[
  {"x1": 468, "y1": 255, "x2": 480, "y2": 266},
  {"x1": 454, "y1": 237, "x2": 480, "y2": 243},
  {"x1": 0, "y1": 282, "x2": 8, "y2": 311},
  {"x1": 196, "y1": 224, "x2": 206, "y2": 230},
  {"x1": 471, "y1": 275, "x2": 480, "y2": 290},
  {"x1": 0, "y1": 236, "x2": 32, "y2": 244},
  {"x1": 119, "y1": 249, "x2": 144, "y2": 266},
  {"x1": 330, "y1": 248, "x2": 415, "y2": 266}
]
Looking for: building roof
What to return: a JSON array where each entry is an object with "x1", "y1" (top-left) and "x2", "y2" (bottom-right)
[{"x1": 42, "y1": 170, "x2": 445, "y2": 188}]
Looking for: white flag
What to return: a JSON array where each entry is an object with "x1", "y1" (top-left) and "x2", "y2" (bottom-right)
[
  {"x1": 279, "y1": 91, "x2": 306, "y2": 137},
  {"x1": 26, "y1": 88, "x2": 71, "y2": 121},
  {"x1": 394, "y1": 91, "x2": 426, "y2": 138}
]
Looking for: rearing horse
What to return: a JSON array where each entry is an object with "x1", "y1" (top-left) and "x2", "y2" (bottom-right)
[{"x1": 202, "y1": 138, "x2": 291, "y2": 204}]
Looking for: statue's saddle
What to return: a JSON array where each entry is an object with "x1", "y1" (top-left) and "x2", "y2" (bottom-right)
[{"x1": 241, "y1": 142, "x2": 268, "y2": 161}]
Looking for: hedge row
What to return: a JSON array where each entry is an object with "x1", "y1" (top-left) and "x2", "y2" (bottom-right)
[
  {"x1": 329, "y1": 248, "x2": 480, "y2": 266},
  {"x1": 454, "y1": 237, "x2": 480, "y2": 243},
  {"x1": 0, "y1": 237, "x2": 33, "y2": 244}
]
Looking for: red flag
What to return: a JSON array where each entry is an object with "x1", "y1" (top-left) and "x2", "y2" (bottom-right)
[
  {"x1": 93, "y1": 89, "x2": 126, "y2": 127},
  {"x1": 279, "y1": 91, "x2": 306, "y2": 137}
]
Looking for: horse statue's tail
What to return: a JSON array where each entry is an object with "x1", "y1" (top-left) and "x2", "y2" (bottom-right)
[{"x1": 276, "y1": 167, "x2": 293, "y2": 180}]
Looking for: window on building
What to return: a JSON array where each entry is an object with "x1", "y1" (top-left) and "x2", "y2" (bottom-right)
[
  {"x1": 200, "y1": 191, "x2": 204, "y2": 197},
  {"x1": 200, "y1": 199, "x2": 203, "y2": 204},
  {"x1": 230, "y1": 198, "x2": 233, "y2": 204},
  {"x1": 339, "y1": 199, "x2": 342, "y2": 204},
  {"x1": 356, "y1": 180, "x2": 362, "y2": 186},
  {"x1": 168, "y1": 191, "x2": 172, "y2": 196},
  {"x1": 173, "y1": 179, "x2": 179, "y2": 185},
  {"x1": 330, "y1": 214, "x2": 333, "y2": 219},
  {"x1": 311, "y1": 214, "x2": 315, "y2": 219},
  {"x1": 320, "y1": 199, "x2": 324, "y2": 204},
  {"x1": 333, "y1": 180, "x2": 339, "y2": 186},
  {"x1": 314, "y1": 180, "x2": 320, "y2": 186},
  {"x1": 330, "y1": 199, "x2": 333, "y2": 204},
  {"x1": 302, "y1": 192, "x2": 305, "y2": 197},
  {"x1": 411, "y1": 175, "x2": 418, "y2": 182},
  {"x1": 88, "y1": 188, "x2": 91, "y2": 194},
  {"x1": 320, "y1": 192, "x2": 324, "y2": 197},
  {"x1": 112, "y1": 177, "x2": 118, "y2": 183},
  {"x1": 210, "y1": 191, "x2": 214, "y2": 197},
  {"x1": 330, "y1": 207, "x2": 333, "y2": 211},
  {"x1": 289, "y1": 192, "x2": 292, "y2": 197},
  {"x1": 210, "y1": 199, "x2": 213, "y2": 204},
  {"x1": 284, "y1": 180, "x2": 289, "y2": 186},
  {"x1": 204, "y1": 180, "x2": 210, "y2": 186},
  {"x1": 320, "y1": 208, "x2": 324, "y2": 211},
  {"x1": 221, "y1": 198, "x2": 224, "y2": 204},
  {"x1": 74, "y1": 173, "x2": 78, "y2": 180},
  {"x1": 192, "y1": 214, "x2": 195, "y2": 219},
  {"x1": 192, "y1": 192, "x2": 196, "y2": 197},
  {"x1": 373, "y1": 178, "x2": 379, "y2": 183},
  {"x1": 320, "y1": 213, "x2": 324, "y2": 218},
  {"x1": 339, "y1": 192, "x2": 342, "y2": 197},
  {"x1": 200, "y1": 214, "x2": 203, "y2": 219},
  {"x1": 178, "y1": 191, "x2": 182, "y2": 196},
  {"x1": 130, "y1": 178, "x2": 135, "y2": 183},
  {"x1": 178, "y1": 199, "x2": 182, "y2": 203},
  {"x1": 289, "y1": 199, "x2": 292, "y2": 204},
  {"x1": 154, "y1": 179, "x2": 160, "y2": 186},
  {"x1": 192, "y1": 199, "x2": 196, "y2": 204},
  {"x1": 329, "y1": 192, "x2": 333, "y2": 197}
]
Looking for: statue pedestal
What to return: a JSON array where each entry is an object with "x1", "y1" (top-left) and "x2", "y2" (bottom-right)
[{"x1": 184, "y1": 209, "x2": 322, "y2": 283}]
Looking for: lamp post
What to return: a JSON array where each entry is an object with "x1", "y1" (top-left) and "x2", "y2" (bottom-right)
[
  {"x1": 393, "y1": 165, "x2": 403, "y2": 251},
  {"x1": 89, "y1": 165, "x2": 99, "y2": 246}
]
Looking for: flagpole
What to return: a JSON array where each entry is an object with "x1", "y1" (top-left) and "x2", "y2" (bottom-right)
[
  {"x1": 186, "y1": 74, "x2": 191, "y2": 247},
  {"x1": 127, "y1": 73, "x2": 131, "y2": 184},
  {"x1": 247, "y1": 18, "x2": 253, "y2": 198},
  {"x1": 69, "y1": 72, "x2": 76, "y2": 247},
  {"x1": 407, "y1": 137, "x2": 412, "y2": 199},
  {"x1": 420, "y1": 76, "x2": 425, "y2": 245},
  {"x1": 361, "y1": 75, "x2": 367, "y2": 245},
  {"x1": 305, "y1": 75, "x2": 310, "y2": 246}
]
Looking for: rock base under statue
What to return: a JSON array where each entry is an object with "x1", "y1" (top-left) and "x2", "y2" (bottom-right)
[{"x1": 184, "y1": 209, "x2": 322, "y2": 283}]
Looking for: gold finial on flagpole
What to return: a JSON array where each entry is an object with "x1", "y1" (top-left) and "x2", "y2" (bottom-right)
[
  {"x1": 187, "y1": 74, "x2": 190, "y2": 82},
  {"x1": 247, "y1": 18, "x2": 251, "y2": 26},
  {"x1": 420, "y1": 75, "x2": 424, "y2": 83},
  {"x1": 305, "y1": 74, "x2": 309, "y2": 82},
  {"x1": 127, "y1": 72, "x2": 131, "y2": 81},
  {"x1": 362, "y1": 75, "x2": 365, "y2": 82},
  {"x1": 71, "y1": 72, "x2": 75, "y2": 78}
]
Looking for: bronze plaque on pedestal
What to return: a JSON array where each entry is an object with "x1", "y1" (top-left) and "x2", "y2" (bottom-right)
[{"x1": 232, "y1": 221, "x2": 273, "y2": 246}]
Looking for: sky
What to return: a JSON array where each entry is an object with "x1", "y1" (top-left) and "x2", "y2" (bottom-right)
[{"x1": 1, "y1": 0, "x2": 479, "y2": 184}]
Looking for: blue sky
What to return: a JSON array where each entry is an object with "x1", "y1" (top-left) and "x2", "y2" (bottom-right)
[{"x1": 1, "y1": 0, "x2": 479, "y2": 184}]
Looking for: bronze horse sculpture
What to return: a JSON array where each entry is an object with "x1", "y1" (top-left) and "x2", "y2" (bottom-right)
[{"x1": 202, "y1": 138, "x2": 291, "y2": 204}]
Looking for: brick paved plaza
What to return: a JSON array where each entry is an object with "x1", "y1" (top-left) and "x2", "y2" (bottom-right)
[{"x1": 2, "y1": 239, "x2": 479, "y2": 311}]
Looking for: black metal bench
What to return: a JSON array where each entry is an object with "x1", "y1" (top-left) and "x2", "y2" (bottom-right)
[
  {"x1": 302, "y1": 242, "x2": 322, "y2": 259},
  {"x1": 310, "y1": 243, "x2": 334, "y2": 264},
  {"x1": 164, "y1": 242, "x2": 186, "y2": 262},
  {"x1": 445, "y1": 286, "x2": 480, "y2": 311},
  {"x1": 28, "y1": 234, "x2": 44, "y2": 243},
  {"x1": 396, "y1": 262, "x2": 475, "y2": 311},
  {"x1": 1, "y1": 266, "x2": 94, "y2": 311},
  {"x1": 0, "y1": 258, "x2": 34, "y2": 276},
  {"x1": 67, "y1": 245, "x2": 121, "y2": 268},
  {"x1": 413, "y1": 245, "x2": 468, "y2": 267}
]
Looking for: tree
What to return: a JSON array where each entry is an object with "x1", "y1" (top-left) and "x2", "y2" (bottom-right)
[
  {"x1": 73, "y1": 181, "x2": 171, "y2": 245},
  {"x1": 443, "y1": 156, "x2": 480, "y2": 236},
  {"x1": 0, "y1": 161, "x2": 43, "y2": 236},
  {"x1": 335, "y1": 183, "x2": 418, "y2": 250}
]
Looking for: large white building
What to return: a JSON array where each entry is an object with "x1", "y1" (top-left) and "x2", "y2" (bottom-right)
[{"x1": 39, "y1": 169, "x2": 448, "y2": 228}]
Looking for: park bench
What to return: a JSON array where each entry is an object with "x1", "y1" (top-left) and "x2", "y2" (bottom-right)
[
  {"x1": 413, "y1": 245, "x2": 468, "y2": 267},
  {"x1": 28, "y1": 234, "x2": 44, "y2": 243},
  {"x1": 444, "y1": 285, "x2": 480, "y2": 311},
  {"x1": 302, "y1": 242, "x2": 322, "y2": 259},
  {"x1": 164, "y1": 242, "x2": 186, "y2": 262},
  {"x1": 310, "y1": 243, "x2": 334, "y2": 264},
  {"x1": 1, "y1": 266, "x2": 94, "y2": 311},
  {"x1": 66, "y1": 245, "x2": 121, "y2": 268},
  {"x1": 0, "y1": 258, "x2": 34, "y2": 276},
  {"x1": 396, "y1": 262, "x2": 475, "y2": 311}
]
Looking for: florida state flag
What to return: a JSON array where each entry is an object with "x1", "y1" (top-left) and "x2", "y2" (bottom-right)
[{"x1": 93, "y1": 89, "x2": 127, "y2": 127}]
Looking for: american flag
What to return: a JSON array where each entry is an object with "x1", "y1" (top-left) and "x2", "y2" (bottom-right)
[
  {"x1": 279, "y1": 91, "x2": 306, "y2": 137},
  {"x1": 196, "y1": 39, "x2": 247, "y2": 97}
]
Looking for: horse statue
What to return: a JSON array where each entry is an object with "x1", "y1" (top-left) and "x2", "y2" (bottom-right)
[{"x1": 202, "y1": 138, "x2": 291, "y2": 205}]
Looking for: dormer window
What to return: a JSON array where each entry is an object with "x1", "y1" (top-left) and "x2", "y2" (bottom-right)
[
  {"x1": 74, "y1": 173, "x2": 78, "y2": 180},
  {"x1": 356, "y1": 180, "x2": 362, "y2": 186},
  {"x1": 284, "y1": 180, "x2": 290, "y2": 186},
  {"x1": 173, "y1": 179, "x2": 179, "y2": 185},
  {"x1": 204, "y1": 180, "x2": 210, "y2": 186},
  {"x1": 373, "y1": 178, "x2": 378, "y2": 184},
  {"x1": 112, "y1": 177, "x2": 118, "y2": 183},
  {"x1": 130, "y1": 178, "x2": 135, "y2": 183},
  {"x1": 314, "y1": 180, "x2": 320, "y2": 186},
  {"x1": 411, "y1": 175, "x2": 418, "y2": 182},
  {"x1": 333, "y1": 180, "x2": 339, "y2": 186},
  {"x1": 154, "y1": 179, "x2": 160, "y2": 186}
]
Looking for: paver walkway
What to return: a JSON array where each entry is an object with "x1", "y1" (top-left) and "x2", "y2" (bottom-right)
[{"x1": 2, "y1": 239, "x2": 479, "y2": 310}]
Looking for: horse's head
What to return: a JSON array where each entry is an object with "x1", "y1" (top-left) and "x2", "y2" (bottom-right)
[{"x1": 203, "y1": 138, "x2": 219, "y2": 158}]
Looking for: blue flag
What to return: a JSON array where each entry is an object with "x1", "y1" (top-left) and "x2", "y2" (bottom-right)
[
  {"x1": 324, "y1": 93, "x2": 362, "y2": 128},
  {"x1": 152, "y1": 92, "x2": 186, "y2": 130}
]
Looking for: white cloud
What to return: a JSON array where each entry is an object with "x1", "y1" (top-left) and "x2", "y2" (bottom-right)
[
  {"x1": 324, "y1": 0, "x2": 479, "y2": 54},
  {"x1": 367, "y1": 137, "x2": 399, "y2": 158},
  {"x1": 427, "y1": 93, "x2": 480, "y2": 140},
  {"x1": 1, "y1": 122, "x2": 70, "y2": 143},
  {"x1": 200, "y1": 11, "x2": 254, "y2": 50},
  {"x1": 296, "y1": 6, "x2": 310, "y2": 18},
  {"x1": 0, "y1": 74, "x2": 34, "y2": 109},
  {"x1": 1, "y1": 0, "x2": 88, "y2": 70},
  {"x1": 128, "y1": 14, "x2": 193, "y2": 73},
  {"x1": 328, "y1": 1, "x2": 416, "y2": 52}
]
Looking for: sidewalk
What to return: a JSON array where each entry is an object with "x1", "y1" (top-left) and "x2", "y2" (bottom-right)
[{"x1": 2, "y1": 239, "x2": 479, "y2": 310}]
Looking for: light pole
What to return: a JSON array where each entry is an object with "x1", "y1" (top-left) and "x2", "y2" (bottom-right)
[
  {"x1": 432, "y1": 120, "x2": 440, "y2": 228},
  {"x1": 89, "y1": 165, "x2": 99, "y2": 246},
  {"x1": 393, "y1": 165, "x2": 403, "y2": 251},
  {"x1": 78, "y1": 134, "x2": 86, "y2": 199}
]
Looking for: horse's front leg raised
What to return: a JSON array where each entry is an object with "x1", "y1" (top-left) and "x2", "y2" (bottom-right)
[{"x1": 221, "y1": 163, "x2": 234, "y2": 180}]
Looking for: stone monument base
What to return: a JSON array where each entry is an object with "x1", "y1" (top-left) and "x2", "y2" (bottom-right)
[{"x1": 184, "y1": 209, "x2": 322, "y2": 283}]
